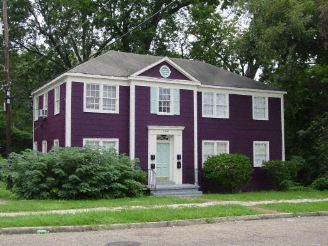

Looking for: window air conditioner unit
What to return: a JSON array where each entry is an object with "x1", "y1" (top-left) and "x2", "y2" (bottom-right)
[{"x1": 38, "y1": 109, "x2": 48, "y2": 118}]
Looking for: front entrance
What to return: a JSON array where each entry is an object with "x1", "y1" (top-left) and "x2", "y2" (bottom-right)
[{"x1": 156, "y1": 142, "x2": 170, "y2": 180}]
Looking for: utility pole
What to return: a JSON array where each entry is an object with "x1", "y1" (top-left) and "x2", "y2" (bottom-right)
[{"x1": 3, "y1": 0, "x2": 11, "y2": 157}]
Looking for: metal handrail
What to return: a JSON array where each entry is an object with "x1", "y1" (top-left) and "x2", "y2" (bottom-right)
[{"x1": 148, "y1": 169, "x2": 157, "y2": 191}]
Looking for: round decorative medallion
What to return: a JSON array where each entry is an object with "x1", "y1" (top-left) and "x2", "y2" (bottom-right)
[{"x1": 159, "y1": 65, "x2": 171, "y2": 78}]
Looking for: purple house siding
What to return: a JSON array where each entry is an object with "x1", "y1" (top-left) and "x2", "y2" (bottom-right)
[
  {"x1": 140, "y1": 62, "x2": 190, "y2": 80},
  {"x1": 198, "y1": 93, "x2": 282, "y2": 192},
  {"x1": 134, "y1": 86, "x2": 195, "y2": 183},
  {"x1": 34, "y1": 83, "x2": 66, "y2": 151},
  {"x1": 70, "y1": 82, "x2": 130, "y2": 154}
]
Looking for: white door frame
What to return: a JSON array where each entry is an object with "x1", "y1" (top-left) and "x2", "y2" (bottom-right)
[{"x1": 148, "y1": 126, "x2": 184, "y2": 184}]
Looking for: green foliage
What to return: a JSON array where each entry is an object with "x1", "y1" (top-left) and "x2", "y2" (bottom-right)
[
  {"x1": 311, "y1": 172, "x2": 328, "y2": 191},
  {"x1": 261, "y1": 160, "x2": 297, "y2": 190},
  {"x1": 0, "y1": 147, "x2": 146, "y2": 199},
  {"x1": 203, "y1": 153, "x2": 253, "y2": 193}
]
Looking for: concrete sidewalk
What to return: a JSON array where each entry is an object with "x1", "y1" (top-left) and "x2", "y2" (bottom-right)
[{"x1": 1, "y1": 198, "x2": 328, "y2": 217}]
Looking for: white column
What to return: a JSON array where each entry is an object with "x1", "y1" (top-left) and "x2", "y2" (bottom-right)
[
  {"x1": 194, "y1": 89, "x2": 198, "y2": 184},
  {"x1": 65, "y1": 81, "x2": 72, "y2": 147},
  {"x1": 129, "y1": 83, "x2": 136, "y2": 159}
]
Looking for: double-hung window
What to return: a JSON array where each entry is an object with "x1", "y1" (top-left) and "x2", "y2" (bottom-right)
[
  {"x1": 253, "y1": 96, "x2": 268, "y2": 120},
  {"x1": 253, "y1": 141, "x2": 269, "y2": 167},
  {"x1": 54, "y1": 86, "x2": 60, "y2": 115},
  {"x1": 85, "y1": 83, "x2": 118, "y2": 113},
  {"x1": 42, "y1": 140, "x2": 47, "y2": 153},
  {"x1": 43, "y1": 93, "x2": 48, "y2": 111},
  {"x1": 150, "y1": 87, "x2": 180, "y2": 115},
  {"x1": 202, "y1": 92, "x2": 228, "y2": 118},
  {"x1": 33, "y1": 97, "x2": 39, "y2": 121},
  {"x1": 202, "y1": 140, "x2": 229, "y2": 164},
  {"x1": 83, "y1": 138, "x2": 119, "y2": 152}
]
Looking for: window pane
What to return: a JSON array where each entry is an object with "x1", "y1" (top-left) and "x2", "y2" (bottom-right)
[
  {"x1": 86, "y1": 84, "x2": 100, "y2": 109},
  {"x1": 216, "y1": 94, "x2": 227, "y2": 117},
  {"x1": 85, "y1": 141, "x2": 100, "y2": 147},
  {"x1": 216, "y1": 142, "x2": 227, "y2": 155},
  {"x1": 203, "y1": 93, "x2": 214, "y2": 116},
  {"x1": 203, "y1": 142, "x2": 215, "y2": 161},
  {"x1": 103, "y1": 141, "x2": 117, "y2": 149}
]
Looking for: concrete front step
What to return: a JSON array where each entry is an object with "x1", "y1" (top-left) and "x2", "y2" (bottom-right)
[{"x1": 147, "y1": 183, "x2": 203, "y2": 197}]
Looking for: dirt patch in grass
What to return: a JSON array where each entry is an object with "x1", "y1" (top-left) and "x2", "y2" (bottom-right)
[{"x1": 249, "y1": 206, "x2": 279, "y2": 214}]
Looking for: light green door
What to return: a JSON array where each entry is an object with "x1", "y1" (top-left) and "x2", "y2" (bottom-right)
[{"x1": 156, "y1": 142, "x2": 170, "y2": 179}]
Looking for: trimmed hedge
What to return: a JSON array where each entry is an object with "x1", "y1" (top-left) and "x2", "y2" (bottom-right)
[
  {"x1": 0, "y1": 147, "x2": 146, "y2": 199},
  {"x1": 203, "y1": 153, "x2": 253, "y2": 193}
]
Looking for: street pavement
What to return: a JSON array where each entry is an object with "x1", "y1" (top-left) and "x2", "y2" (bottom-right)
[{"x1": 0, "y1": 216, "x2": 327, "y2": 245}]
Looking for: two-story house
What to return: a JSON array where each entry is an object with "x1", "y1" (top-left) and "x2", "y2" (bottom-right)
[{"x1": 32, "y1": 50, "x2": 286, "y2": 192}]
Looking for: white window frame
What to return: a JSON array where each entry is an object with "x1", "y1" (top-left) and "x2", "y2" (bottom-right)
[
  {"x1": 53, "y1": 139, "x2": 59, "y2": 148},
  {"x1": 158, "y1": 87, "x2": 172, "y2": 115},
  {"x1": 253, "y1": 96, "x2": 268, "y2": 120},
  {"x1": 202, "y1": 140, "x2": 229, "y2": 165},
  {"x1": 202, "y1": 92, "x2": 229, "y2": 118},
  {"x1": 54, "y1": 86, "x2": 60, "y2": 115},
  {"x1": 33, "y1": 141, "x2": 38, "y2": 151},
  {"x1": 43, "y1": 92, "x2": 48, "y2": 111},
  {"x1": 34, "y1": 97, "x2": 39, "y2": 121},
  {"x1": 42, "y1": 140, "x2": 47, "y2": 153},
  {"x1": 253, "y1": 141, "x2": 270, "y2": 167},
  {"x1": 83, "y1": 138, "x2": 119, "y2": 152},
  {"x1": 84, "y1": 83, "x2": 119, "y2": 113}
]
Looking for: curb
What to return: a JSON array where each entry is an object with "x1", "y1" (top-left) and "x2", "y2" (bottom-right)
[{"x1": 1, "y1": 211, "x2": 328, "y2": 235}]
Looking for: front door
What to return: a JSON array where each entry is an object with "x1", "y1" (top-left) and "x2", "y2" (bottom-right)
[{"x1": 156, "y1": 142, "x2": 170, "y2": 180}]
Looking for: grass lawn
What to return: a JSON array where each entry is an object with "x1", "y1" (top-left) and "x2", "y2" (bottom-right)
[
  {"x1": 0, "y1": 205, "x2": 261, "y2": 229},
  {"x1": 1, "y1": 181, "x2": 328, "y2": 228},
  {"x1": 258, "y1": 201, "x2": 328, "y2": 214}
]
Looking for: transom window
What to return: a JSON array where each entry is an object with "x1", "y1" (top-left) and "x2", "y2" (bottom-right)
[
  {"x1": 83, "y1": 138, "x2": 119, "y2": 152},
  {"x1": 85, "y1": 83, "x2": 118, "y2": 113},
  {"x1": 253, "y1": 141, "x2": 269, "y2": 167},
  {"x1": 202, "y1": 140, "x2": 229, "y2": 164},
  {"x1": 159, "y1": 88, "x2": 171, "y2": 113},
  {"x1": 202, "y1": 92, "x2": 228, "y2": 118},
  {"x1": 253, "y1": 96, "x2": 268, "y2": 120}
]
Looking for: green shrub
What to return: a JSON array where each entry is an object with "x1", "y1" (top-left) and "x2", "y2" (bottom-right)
[
  {"x1": 203, "y1": 153, "x2": 253, "y2": 193},
  {"x1": 261, "y1": 160, "x2": 297, "y2": 190},
  {"x1": 0, "y1": 147, "x2": 146, "y2": 199},
  {"x1": 311, "y1": 172, "x2": 328, "y2": 191}
]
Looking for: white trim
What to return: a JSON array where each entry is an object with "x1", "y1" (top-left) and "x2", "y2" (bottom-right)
[
  {"x1": 43, "y1": 92, "x2": 48, "y2": 111},
  {"x1": 54, "y1": 86, "x2": 60, "y2": 115},
  {"x1": 147, "y1": 126, "x2": 185, "y2": 184},
  {"x1": 33, "y1": 97, "x2": 39, "y2": 121},
  {"x1": 281, "y1": 96, "x2": 285, "y2": 161},
  {"x1": 158, "y1": 87, "x2": 173, "y2": 115},
  {"x1": 83, "y1": 138, "x2": 119, "y2": 152},
  {"x1": 31, "y1": 73, "x2": 128, "y2": 95},
  {"x1": 131, "y1": 57, "x2": 200, "y2": 83},
  {"x1": 130, "y1": 83, "x2": 136, "y2": 159},
  {"x1": 194, "y1": 89, "x2": 198, "y2": 184},
  {"x1": 253, "y1": 96, "x2": 269, "y2": 120},
  {"x1": 65, "y1": 80, "x2": 72, "y2": 147},
  {"x1": 200, "y1": 85, "x2": 286, "y2": 97},
  {"x1": 129, "y1": 76, "x2": 201, "y2": 87},
  {"x1": 202, "y1": 140, "x2": 230, "y2": 165},
  {"x1": 253, "y1": 141, "x2": 270, "y2": 167}
]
